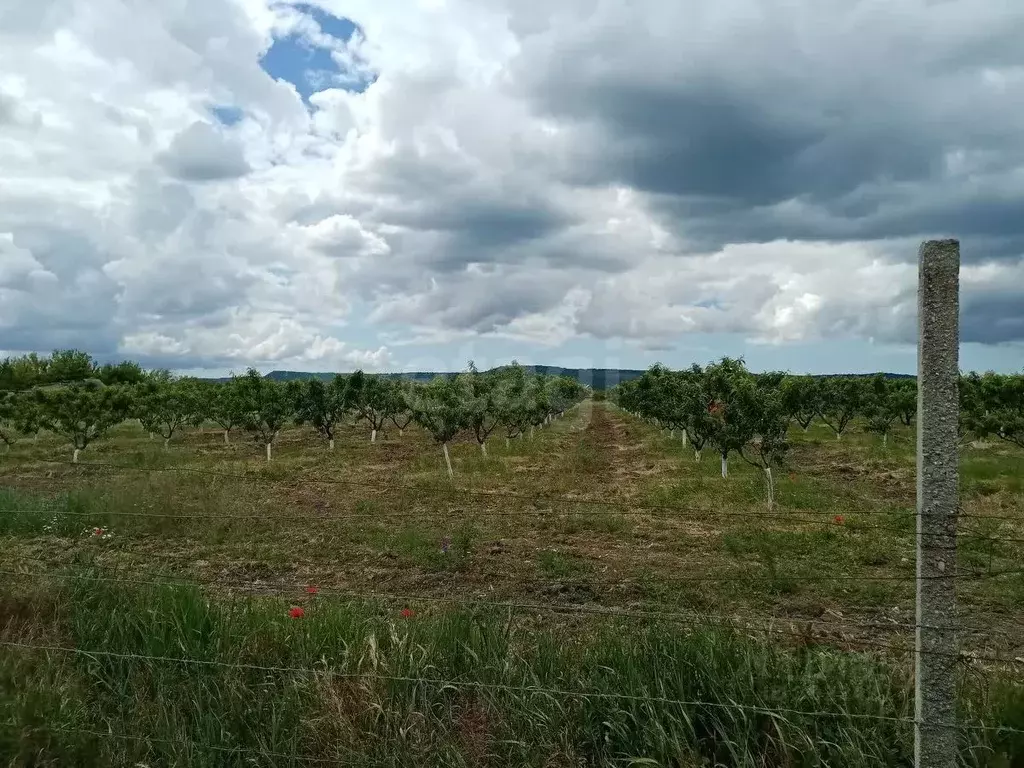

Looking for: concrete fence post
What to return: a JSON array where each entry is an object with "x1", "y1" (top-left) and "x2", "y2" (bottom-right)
[{"x1": 915, "y1": 239, "x2": 960, "y2": 768}]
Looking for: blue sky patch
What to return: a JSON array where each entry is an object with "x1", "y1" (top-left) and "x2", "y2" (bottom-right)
[
  {"x1": 259, "y1": 3, "x2": 372, "y2": 103},
  {"x1": 211, "y1": 105, "x2": 244, "y2": 126}
]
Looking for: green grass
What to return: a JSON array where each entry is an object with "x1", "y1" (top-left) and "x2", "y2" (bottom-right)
[
  {"x1": 1, "y1": 403, "x2": 1023, "y2": 765},
  {"x1": 1, "y1": 573, "x2": 1021, "y2": 767}
]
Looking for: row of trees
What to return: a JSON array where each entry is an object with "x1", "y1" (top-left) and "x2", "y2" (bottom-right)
[
  {"x1": 611, "y1": 359, "x2": 791, "y2": 505},
  {"x1": 0, "y1": 363, "x2": 588, "y2": 475},
  {"x1": 610, "y1": 362, "x2": 1024, "y2": 506},
  {"x1": 0, "y1": 350, "x2": 148, "y2": 390}
]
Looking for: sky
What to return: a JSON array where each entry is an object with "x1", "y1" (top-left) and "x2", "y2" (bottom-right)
[{"x1": 2, "y1": 0, "x2": 1023, "y2": 377}]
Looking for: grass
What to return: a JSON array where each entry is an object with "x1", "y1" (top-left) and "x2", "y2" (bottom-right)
[
  {"x1": 1, "y1": 403, "x2": 1023, "y2": 764},
  {"x1": 2, "y1": 574, "x2": 1022, "y2": 767}
]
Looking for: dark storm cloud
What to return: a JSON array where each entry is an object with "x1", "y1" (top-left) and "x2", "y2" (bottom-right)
[
  {"x1": 961, "y1": 294, "x2": 1024, "y2": 345},
  {"x1": 508, "y1": 1, "x2": 1024, "y2": 273}
]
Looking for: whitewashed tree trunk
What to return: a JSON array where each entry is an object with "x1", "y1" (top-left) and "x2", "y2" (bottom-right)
[
  {"x1": 505, "y1": 437, "x2": 510, "y2": 450},
  {"x1": 73, "y1": 448, "x2": 80, "y2": 464},
  {"x1": 223, "y1": 430, "x2": 230, "y2": 445},
  {"x1": 682, "y1": 430, "x2": 688, "y2": 447},
  {"x1": 329, "y1": 438, "x2": 335, "y2": 450},
  {"x1": 163, "y1": 437, "x2": 170, "y2": 451},
  {"x1": 480, "y1": 441, "x2": 487, "y2": 455},
  {"x1": 721, "y1": 455, "x2": 728, "y2": 478},
  {"x1": 765, "y1": 466, "x2": 774, "y2": 508},
  {"x1": 883, "y1": 432, "x2": 888, "y2": 448},
  {"x1": 371, "y1": 429, "x2": 377, "y2": 443},
  {"x1": 265, "y1": 442, "x2": 272, "y2": 462},
  {"x1": 33, "y1": 432, "x2": 38, "y2": 443},
  {"x1": 694, "y1": 449, "x2": 702, "y2": 462},
  {"x1": 149, "y1": 432, "x2": 154, "y2": 441},
  {"x1": 442, "y1": 443, "x2": 454, "y2": 478},
  {"x1": 399, "y1": 428, "x2": 405, "y2": 437},
  {"x1": 530, "y1": 425, "x2": 535, "y2": 440}
]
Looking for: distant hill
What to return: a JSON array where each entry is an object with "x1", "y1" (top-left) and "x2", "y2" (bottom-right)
[{"x1": 202, "y1": 368, "x2": 914, "y2": 390}]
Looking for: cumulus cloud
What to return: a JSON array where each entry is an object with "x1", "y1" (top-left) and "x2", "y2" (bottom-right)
[
  {"x1": 159, "y1": 121, "x2": 251, "y2": 181},
  {"x1": 1, "y1": 0, "x2": 1023, "y2": 373}
]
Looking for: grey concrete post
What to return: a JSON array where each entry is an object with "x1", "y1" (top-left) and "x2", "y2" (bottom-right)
[{"x1": 915, "y1": 239, "x2": 960, "y2": 768}]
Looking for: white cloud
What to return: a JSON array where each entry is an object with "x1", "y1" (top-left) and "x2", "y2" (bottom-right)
[{"x1": 1, "y1": 0, "x2": 1023, "y2": 372}]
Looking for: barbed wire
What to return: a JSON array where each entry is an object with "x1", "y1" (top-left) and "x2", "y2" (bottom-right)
[
  {"x1": 8, "y1": 456, "x2": 1024, "y2": 525},
  {"x1": 4, "y1": 640, "x2": 1022, "y2": 735},
  {"x1": 3, "y1": 566, "x2": 1021, "y2": 666}
]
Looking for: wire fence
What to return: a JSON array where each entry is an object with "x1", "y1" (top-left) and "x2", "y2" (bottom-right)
[
  {"x1": 3, "y1": 564, "x2": 1022, "y2": 666},
  {"x1": 1, "y1": 416, "x2": 1023, "y2": 763}
]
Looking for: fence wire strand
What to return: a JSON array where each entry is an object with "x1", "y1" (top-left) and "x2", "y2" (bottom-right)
[{"x1": 4, "y1": 640, "x2": 1022, "y2": 736}]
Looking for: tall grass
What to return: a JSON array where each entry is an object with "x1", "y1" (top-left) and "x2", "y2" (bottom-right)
[{"x1": 1, "y1": 571, "x2": 1021, "y2": 767}]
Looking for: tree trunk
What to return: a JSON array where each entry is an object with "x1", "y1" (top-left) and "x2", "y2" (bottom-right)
[
  {"x1": 721, "y1": 455, "x2": 728, "y2": 479},
  {"x1": 442, "y1": 443, "x2": 454, "y2": 478},
  {"x1": 329, "y1": 438, "x2": 335, "y2": 450},
  {"x1": 882, "y1": 432, "x2": 888, "y2": 448},
  {"x1": 149, "y1": 432, "x2": 154, "y2": 441},
  {"x1": 266, "y1": 442, "x2": 272, "y2": 462},
  {"x1": 480, "y1": 441, "x2": 487, "y2": 455},
  {"x1": 33, "y1": 432, "x2": 38, "y2": 443},
  {"x1": 682, "y1": 430, "x2": 688, "y2": 447},
  {"x1": 505, "y1": 437, "x2": 510, "y2": 450},
  {"x1": 399, "y1": 428, "x2": 404, "y2": 437},
  {"x1": 73, "y1": 448, "x2": 80, "y2": 464},
  {"x1": 765, "y1": 466, "x2": 774, "y2": 508},
  {"x1": 163, "y1": 437, "x2": 169, "y2": 451},
  {"x1": 530, "y1": 425, "x2": 535, "y2": 440},
  {"x1": 223, "y1": 430, "x2": 230, "y2": 444},
  {"x1": 371, "y1": 429, "x2": 377, "y2": 443},
  {"x1": 694, "y1": 449, "x2": 702, "y2": 463}
]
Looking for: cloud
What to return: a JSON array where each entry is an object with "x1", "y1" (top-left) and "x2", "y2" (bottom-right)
[
  {"x1": 159, "y1": 121, "x2": 251, "y2": 181},
  {"x1": 1, "y1": 0, "x2": 1023, "y2": 374}
]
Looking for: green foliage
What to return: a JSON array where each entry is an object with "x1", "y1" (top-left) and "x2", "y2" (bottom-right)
[
  {"x1": 780, "y1": 376, "x2": 822, "y2": 430},
  {"x1": 458, "y1": 365, "x2": 499, "y2": 446},
  {"x1": 348, "y1": 371, "x2": 396, "y2": 435},
  {"x1": 0, "y1": 391, "x2": 39, "y2": 446},
  {"x1": 292, "y1": 375, "x2": 353, "y2": 445},
  {"x1": 134, "y1": 379, "x2": 204, "y2": 443},
  {"x1": 233, "y1": 369, "x2": 294, "y2": 446},
  {"x1": 862, "y1": 375, "x2": 900, "y2": 444},
  {"x1": 410, "y1": 376, "x2": 468, "y2": 444},
  {"x1": 891, "y1": 379, "x2": 917, "y2": 427},
  {"x1": 963, "y1": 371, "x2": 1024, "y2": 449},
  {"x1": 0, "y1": 350, "x2": 154, "y2": 391},
  {"x1": 33, "y1": 381, "x2": 132, "y2": 452},
  {"x1": 818, "y1": 377, "x2": 865, "y2": 439}
]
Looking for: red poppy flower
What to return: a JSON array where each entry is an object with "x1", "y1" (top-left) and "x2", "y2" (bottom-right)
[
  {"x1": 833, "y1": 515, "x2": 845, "y2": 525},
  {"x1": 400, "y1": 608, "x2": 415, "y2": 619},
  {"x1": 288, "y1": 606, "x2": 305, "y2": 619},
  {"x1": 305, "y1": 586, "x2": 319, "y2": 595},
  {"x1": 93, "y1": 527, "x2": 103, "y2": 536}
]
